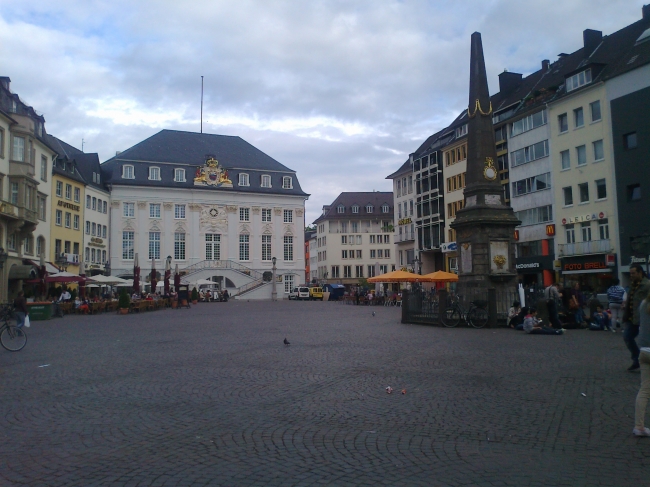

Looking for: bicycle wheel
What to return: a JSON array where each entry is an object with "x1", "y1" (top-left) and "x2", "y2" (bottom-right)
[
  {"x1": 468, "y1": 307, "x2": 488, "y2": 329},
  {"x1": 0, "y1": 325, "x2": 27, "y2": 352},
  {"x1": 441, "y1": 307, "x2": 461, "y2": 327}
]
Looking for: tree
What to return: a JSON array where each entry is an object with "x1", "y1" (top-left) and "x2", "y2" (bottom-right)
[{"x1": 118, "y1": 288, "x2": 131, "y2": 309}]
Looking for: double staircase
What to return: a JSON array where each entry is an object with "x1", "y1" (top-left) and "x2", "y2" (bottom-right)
[{"x1": 180, "y1": 260, "x2": 268, "y2": 297}]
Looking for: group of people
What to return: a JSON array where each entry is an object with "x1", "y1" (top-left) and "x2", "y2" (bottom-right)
[{"x1": 507, "y1": 264, "x2": 650, "y2": 437}]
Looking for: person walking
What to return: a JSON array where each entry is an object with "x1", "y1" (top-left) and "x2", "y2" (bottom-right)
[
  {"x1": 633, "y1": 297, "x2": 650, "y2": 436},
  {"x1": 607, "y1": 278, "x2": 625, "y2": 332},
  {"x1": 13, "y1": 290, "x2": 28, "y2": 328},
  {"x1": 623, "y1": 264, "x2": 650, "y2": 372}
]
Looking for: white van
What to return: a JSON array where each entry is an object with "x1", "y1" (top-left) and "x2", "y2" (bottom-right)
[{"x1": 290, "y1": 287, "x2": 311, "y2": 300}]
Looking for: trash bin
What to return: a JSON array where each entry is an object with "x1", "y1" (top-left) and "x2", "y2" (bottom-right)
[{"x1": 26, "y1": 302, "x2": 53, "y2": 321}]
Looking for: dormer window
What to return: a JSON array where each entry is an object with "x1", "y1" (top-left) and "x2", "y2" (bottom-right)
[
  {"x1": 10, "y1": 99, "x2": 16, "y2": 113},
  {"x1": 382, "y1": 204, "x2": 389, "y2": 213},
  {"x1": 149, "y1": 166, "x2": 161, "y2": 180},
  {"x1": 282, "y1": 176, "x2": 293, "y2": 189},
  {"x1": 337, "y1": 205, "x2": 345, "y2": 213},
  {"x1": 455, "y1": 124, "x2": 468, "y2": 138},
  {"x1": 566, "y1": 68, "x2": 592, "y2": 92},
  {"x1": 261, "y1": 174, "x2": 271, "y2": 188},
  {"x1": 239, "y1": 173, "x2": 249, "y2": 186},
  {"x1": 174, "y1": 168, "x2": 186, "y2": 182},
  {"x1": 352, "y1": 205, "x2": 359, "y2": 214},
  {"x1": 122, "y1": 165, "x2": 134, "y2": 179},
  {"x1": 366, "y1": 205, "x2": 373, "y2": 213}
]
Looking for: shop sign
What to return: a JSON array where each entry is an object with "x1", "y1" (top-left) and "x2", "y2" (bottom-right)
[
  {"x1": 516, "y1": 262, "x2": 540, "y2": 270},
  {"x1": 398, "y1": 218, "x2": 412, "y2": 225},
  {"x1": 515, "y1": 255, "x2": 555, "y2": 273},
  {"x1": 553, "y1": 260, "x2": 561, "y2": 270},
  {"x1": 514, "y1": 230, "x2": 519, "y2": 241},
  {"x1": 561, "y1": 211, "x2": 606, "y2": 225},
  {"x1": 57, "y1": 200, "x2": 80, "y2": 212},
  {"x1": 564, "y1": 261, "x2": 608, "y2": 271},
  {"x1": 546, "y1": 224, "x2": 555, "y2": 236},
  {"x1": 631, "y1": 255, "x2": 648, "y2": 264},
  {"x1": 606, "y1": 254, "x2": 616, "y2": 267},
  {"x1": 440, "y1": 242, "x2": 457, "y2": 253}
]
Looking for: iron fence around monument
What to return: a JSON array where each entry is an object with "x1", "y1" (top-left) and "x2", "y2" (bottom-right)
[{"x1": 402, "y1": 288, "x2": 521, "y2": 327}]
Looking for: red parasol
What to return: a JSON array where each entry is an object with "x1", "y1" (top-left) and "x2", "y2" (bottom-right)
[
  {"x1": 164, "y1": 258, "x2": 171, "y2": 295},
  {"x1": 173, "y1": 263, "x2": 180, "y2": 291},
  {"x1": 79, "y1": 261, "x2": 86, "y2": 300}
]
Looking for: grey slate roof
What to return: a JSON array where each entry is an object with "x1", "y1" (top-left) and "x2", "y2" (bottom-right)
[
  {"x1": 46, "y1": 135, "x2": 106, "y2": 191},
  {"x1": 101, "y1": 129, "x2": 308, "y2": 197},
  {"x1": 313, "y1": 192, "x2": 393, "y2": 224}
]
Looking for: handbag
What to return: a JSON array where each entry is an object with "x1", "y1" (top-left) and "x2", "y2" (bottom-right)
[{"x1": 24, "y1": 315, "x2": 31, "y2": 328}]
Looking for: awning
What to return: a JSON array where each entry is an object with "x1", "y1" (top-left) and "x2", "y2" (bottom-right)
[{"x1": 8, "y1": 265, "x2": 38, "y2": 280}]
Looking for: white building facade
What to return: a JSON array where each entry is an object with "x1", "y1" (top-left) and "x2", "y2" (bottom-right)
[{"x1": 102, "y1": 130, "x2": 308, "y2": 299}]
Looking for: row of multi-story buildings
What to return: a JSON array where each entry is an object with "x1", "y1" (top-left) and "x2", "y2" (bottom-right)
[
  {"x1": 0, "y1": 77, "x2": 308, "y2": 302},
  {"x1": 312, "y1": 5, "x2": 650, "y2": 292}
]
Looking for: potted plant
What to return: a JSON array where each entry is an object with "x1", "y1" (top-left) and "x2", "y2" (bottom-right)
[
  {"x1": 118, "y1": 288, "x2": 131, "y2": 315},
  {"x1": 191, "y1": 287, "x2": 199, "y2": 305},
  {"x1": 171, "y1": 297, "x2": 178, "y2": 309}
]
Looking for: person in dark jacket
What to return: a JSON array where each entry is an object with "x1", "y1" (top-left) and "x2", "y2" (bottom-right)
[
  {"x1": 13, "y1": 290, "x2": 28, "y2": 328},
  {"x1": 623, "y1": 265, "x2": 650, "y2": 372}
]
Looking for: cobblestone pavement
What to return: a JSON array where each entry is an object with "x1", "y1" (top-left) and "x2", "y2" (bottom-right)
[{"x1": 1, "y1": 300, "x2": 648, "y2": 486}]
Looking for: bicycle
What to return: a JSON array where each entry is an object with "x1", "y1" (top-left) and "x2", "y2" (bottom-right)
[
  {"x1": 441, "y1": 295, "x2": 489, "y2": 329},
  {"x1": 0, "y1": 305, "x2": 27, "y2": 352}
]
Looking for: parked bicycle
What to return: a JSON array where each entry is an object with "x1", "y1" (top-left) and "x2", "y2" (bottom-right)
[
  {"x1": 0, "y1": 305, "x2": 27, "y2": 352},
  {"x1": 441, "y1": 295, "x2": 488, "y2": 329}
]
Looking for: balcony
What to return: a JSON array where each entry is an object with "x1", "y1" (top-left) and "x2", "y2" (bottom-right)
[
  {"x1": 558, "y1": 239, "x2": 612, "y2": 257},
  {"x1": 395, "y1": 231, "x2": 415, "y2": 243}
]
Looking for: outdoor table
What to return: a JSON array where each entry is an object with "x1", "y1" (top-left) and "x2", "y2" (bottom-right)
[
  {"x1": 90, "y1": 302, "x2": 104, "y2": 314},
  {"x1": 59, "y1": 302, "x2": 73, "y2": 315}
]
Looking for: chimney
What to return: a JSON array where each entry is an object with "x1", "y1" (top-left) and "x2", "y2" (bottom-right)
[
  {"x1": 583, "y1": 29, "x2": 603, "y2": 56},
  {"x1": 542, "y1": 59, "x2": 550, "y2": 71},
  {"x1": 643, "y1": 4, "x2": 650, "y2": 19},
  {"x1": 115, "y1": 151, "x2": 121, "y2": 156},
  {"x1": 409, "y1": 153, "x2": 414, "y2": 164},
  {"x1": 498, "y1": 70, "x2": 523, "y2": 94},
  {"x1": 0, "y1": 76, "x2": 10, "y2": 91}
]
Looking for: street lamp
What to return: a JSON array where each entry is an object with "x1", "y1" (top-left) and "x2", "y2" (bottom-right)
[
  {"x1": 271, "y1": 256, "x2": 277, "y2": 301},
  {"x1": 166, "y1": 255, "x2": 172, "y2": 267},
  {"x1": 413, "y1": 257, "x2": 421, "y2": 275}
]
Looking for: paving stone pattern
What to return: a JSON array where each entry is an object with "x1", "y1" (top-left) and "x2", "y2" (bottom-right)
[{"x1": 1, "y1": 301, "x2": 648, "y2": 486}]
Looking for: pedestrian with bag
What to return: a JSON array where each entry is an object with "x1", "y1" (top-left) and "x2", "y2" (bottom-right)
[
  {"x1": 607, "y1": 278, "x2": 625, "y2": 332},
  {"x1": 623, "y1": 264, "x2": 650, "y2": 372},
  {"x1": 544, "y1": 282, "x2": 563, "y2": 328},
  {"x1": 13, "y1": 290, "x2": 29, "y2": 328}
]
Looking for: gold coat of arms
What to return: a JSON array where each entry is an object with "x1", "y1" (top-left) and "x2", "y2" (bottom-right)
[{"x1": 194, "y1": 157, "x2": 233, "y2": 188}]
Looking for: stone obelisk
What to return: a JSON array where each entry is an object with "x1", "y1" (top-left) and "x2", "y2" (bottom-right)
[{"x1": 450, "y1": 32, "x2": 520, "y2": 293}]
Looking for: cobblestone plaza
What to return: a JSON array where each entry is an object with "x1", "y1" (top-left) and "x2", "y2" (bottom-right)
[{"x1": 1, "y1": 301, "x2": 648, "y2": 486}]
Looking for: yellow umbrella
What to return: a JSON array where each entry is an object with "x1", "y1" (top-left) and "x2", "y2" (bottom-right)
[
  {"x1": 367, "y1": 270, "x2": 433, "y2": 283},
  {"x1": 420, "y1": 270, "x2": 459, "y2": 282}
]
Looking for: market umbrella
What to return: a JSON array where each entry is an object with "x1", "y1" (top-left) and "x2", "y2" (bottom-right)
[
  {"x1": 420, "y1": 270, "x2": 459, "y2": 282},
  {"x1": 164, "y1": 257, "x2": 171, "y2": 295},
  {"x1": 79, "y1": 261, "x2": 86, "y2": 300},
  {"x1": 173, "y1": 263, "x2": 180, "y2": 292},
  {"x1": 88, "y1": 275, "x2": 128, "y2": 285},
  {"x1": 150, "y1": 258, "x2": 157, "y2": 293},
  {"x1": 367, "y1": 270, "x2": 432, "y2": 283},
  {"x1": 133, "y1": 253, "x2": 140, "y2": 295},
  {"x1": 43, "y1": 271, "x2": 86, "y2": 283},
  {"x1": 116, "y1": 279, "x2": 134, "y2": 287}
]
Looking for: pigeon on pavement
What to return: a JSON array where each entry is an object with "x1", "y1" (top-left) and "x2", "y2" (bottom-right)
[
  {"x1": 372, "y1": 311, "x2": 376, "y2": 317},
  {"x1": 284, "y1": 338, "x2": 290, "y2": 346}
]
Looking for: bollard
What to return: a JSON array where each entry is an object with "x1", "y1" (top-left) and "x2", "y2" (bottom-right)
[{"x1": 401, "y1": 290, "x2": 409, "y2": 324}]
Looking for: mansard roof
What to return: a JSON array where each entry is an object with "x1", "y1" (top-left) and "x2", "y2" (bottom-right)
[
  {"x1": 101, "y1": 129, "x2": 308, "y2": 197},
  {"x1": 313, "y1": 192, "x2": 393, "y2": 224}
]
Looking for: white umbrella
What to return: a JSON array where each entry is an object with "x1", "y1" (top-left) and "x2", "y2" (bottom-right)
[
  {"x1": 184, "y1": 278, "x2": 215, "y2": 287},
  {"x1": 116, "y1": 279, "x2": 134, "y2": 287},
  {"x1": 88, "y1": 274, "x2": 128, "y2": 285},
  {"x1": 85, "y1": 284, "x2": 101, "y2": 288}
]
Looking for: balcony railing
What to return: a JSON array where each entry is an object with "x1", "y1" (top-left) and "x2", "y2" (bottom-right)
[
  {"x1": 558, "y1": 239, "x2": 612, "y2": 257},
  {"x1": 0, "y1": 200, "x2": 38, "y2": 224},
  {"x1": 395, "y1": 231, "x2": 415, "y2": 243}
]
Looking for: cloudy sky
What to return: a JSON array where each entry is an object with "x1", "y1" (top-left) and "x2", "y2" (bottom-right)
[{"x1": 0, "y1": 0, "x2": 645, "y2": 223}]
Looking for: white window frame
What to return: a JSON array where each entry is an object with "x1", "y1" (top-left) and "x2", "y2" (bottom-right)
[
  {"x1": 239, "y1": 234, "x2": 250, "y2": 261},
  {"x1": 175, "y1": 232, "x2": 186, "y2": 260},
  {"x1": 262, "y1": 208, "x2": 272, "y2": 222},
  {"x1": 150, "y1": 203, "x2": 161, "y2": 218},
  {"x1": 149, "y1": 166, "x2": 161, "y2": 181},
  {"x1": 566, "y1": 69, "x2": 592, "y2": 92},
  {"x1": 174, "y1": 204, "x2": 186, "y2": 219},
  {"x1": 122, "y1": 165, "x2": 134, "y2": 179},
  {"x1": 239, "y1": 173, "x2": 250, "y2": 186},
  {"x1": 174, "y1": 168, "x2": 186, "y2": 182},
  {"x1": 283, "y1": 209, "x2": 293, "y2": 223},
  {"x1": 239, "y1": 207, "x2": 250, "y2": 222},
  {"x1": 337, "y1": 205, "x2": 345, "y2": 213},
  {"x1": 262, "y1": 235, "x2": 272, "y2": 261},
  {"x1": 261, "y1": 174, "x2": 272, "y2": 188},
  {"x1": 283, "y1": 235, "x2": 294, "y2": 261},
  {"x1": 12, "y1": 135, "x2": 25, "y2": 162},
  {"x1": 123, "y1": 202, "x2": 135, "y2": 217},
  {"x1": 282, "y1": 176, "x2": 293, "y2": 189},
  {"x1": 366, "y1": 205, "x2": 373, "y2": 213},
  {"x1": 122, "y1": 231, "x2": 135, "y2": 260},
  {"x1": 352, "y1": 205, "x2": 359, "y2": 214}
]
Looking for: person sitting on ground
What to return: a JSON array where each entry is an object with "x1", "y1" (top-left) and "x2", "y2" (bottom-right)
[
  {"x1": 508, "y1": 300, "x2": 522, "y2": 328},
  {"x1": 512, "y1": 306, "x2": 528, "y2": 330},
  {"x1": 524, "y1": 307, "x2": 565, "y2": 335},
  {"x1": 590, "y1": 305, "x2": 613, "y2": 331}
]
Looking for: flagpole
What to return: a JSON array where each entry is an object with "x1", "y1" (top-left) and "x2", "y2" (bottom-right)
[{"x1": 200, "y1": 76, "x2": 204, "y2": 134}]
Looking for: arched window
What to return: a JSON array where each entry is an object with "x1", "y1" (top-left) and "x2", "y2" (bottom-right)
[
  {"x1": 261, "y1": 174, "x2": 272, "y2": 188},
  {"x1": 282, "y1": 176, "x2": 293, "y2": 189},
  {"x1": 239, "y1": 173, "x2": 250, "y2": 186}
]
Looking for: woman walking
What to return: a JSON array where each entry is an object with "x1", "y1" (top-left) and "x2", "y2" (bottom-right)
[{"x1": 633, "y1": 297, "x2": 650, "y2": 436}]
